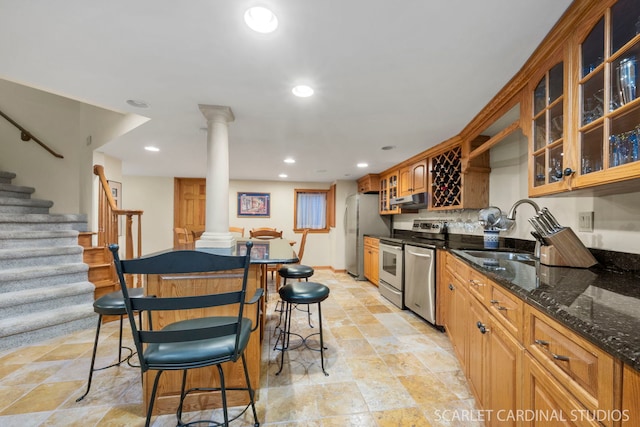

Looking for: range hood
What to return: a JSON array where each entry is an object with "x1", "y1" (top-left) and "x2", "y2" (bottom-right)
[{"x1": 389, "y1": 192, "x2": 428, "y2": 209}]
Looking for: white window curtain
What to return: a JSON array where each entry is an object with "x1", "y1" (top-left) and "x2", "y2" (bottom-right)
[{"x1": 296, "y1": 192, "x2": 326, "y2": 229}]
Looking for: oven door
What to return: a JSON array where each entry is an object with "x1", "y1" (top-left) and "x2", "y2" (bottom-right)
[{"x1": 378, "y1": 242, "x2": 403, "y2": 291}]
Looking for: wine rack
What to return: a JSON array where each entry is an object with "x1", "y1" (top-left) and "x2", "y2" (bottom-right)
[{"x1": 430, "y1": 146, "x2": 462, "y2": 208}]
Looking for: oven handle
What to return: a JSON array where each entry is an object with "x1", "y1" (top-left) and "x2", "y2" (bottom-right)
[{"x1": 381, "y1": 245, "x2": 402, "y2": 251}]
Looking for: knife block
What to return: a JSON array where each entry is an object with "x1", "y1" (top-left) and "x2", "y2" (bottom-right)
[
  {"x1": 542, "y1": 227, "x2": 598, "y2": 268},
  {"x1": 539, "y1": 245, "x2": 569, "y2": 267}
]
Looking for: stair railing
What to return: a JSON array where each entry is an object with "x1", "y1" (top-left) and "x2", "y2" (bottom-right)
[
  {"x1": 0, "y1": 108, "x2": 64, "y2": 158},
  {"x1": 93, "y1": 165, "x2": 143, "y2": 264}
]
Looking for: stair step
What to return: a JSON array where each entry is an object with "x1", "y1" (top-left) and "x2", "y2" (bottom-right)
[
  {"x1": 0, "y1": 281, "x2": 95, "y2": 321},
  {"x1": 0, "y1": 230, "x2": 79, "y2": 249},
  {"x1": 0, "y1": 246, "x2": 84, "y2": 269},
  {"x1": 0, "y1": 171, "x2": 16, "y2": 184},
  {"x1": 0, "y1": 182, "x2": 35, "y2": 199},
  {"x1": 0, "y1": 303, "x2": 97, "y2": 351},
  {"x1": 0, "y1": 197, "x2": 54, "y2": 214},
  {"x1": 78, "y1": 232, "x2": 96, "y2": 248},
  {"x1": 83, "y1": 246, "x2": 109, "y2": 264},
  {"x1": 0, "y1": 213, "x2": 88, "y2": 231},
  {"x1": 0, "y1": 263, "x2": 89, "y2": 293},
  {"x1": 88, "y1": 263, "x2": 114, "y2": 283}
]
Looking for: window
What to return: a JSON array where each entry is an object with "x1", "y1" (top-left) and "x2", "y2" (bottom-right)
[{"x1": 294, "y1": 189, "x2": 329, "y2": 232}]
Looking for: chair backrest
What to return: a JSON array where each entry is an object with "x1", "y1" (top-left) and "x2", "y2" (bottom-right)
[
  {"x1": 251, "y1": 227, "x2": 276, "y2": 231},
  {"x1": 229, "y1": 226, "x2": 245, "y2": 237},
  {"x1": 249, "y1": 229, "x2": 282, "y2": 239},
  {"x1": 174, "y1": 227, "x2": 193, "y2": 244},
  {"x1": 109, "y1": 241, "x2": 254, "y2": 371},
  {"x1": 296, "y1": 229, "x2": 310, "y2": 263}
]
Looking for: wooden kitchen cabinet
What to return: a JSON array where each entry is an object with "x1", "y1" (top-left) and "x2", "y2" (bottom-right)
[
  {"x1": 523, "y1": 353, "x2": 601, "y2": 427},
  {"x1": 527, "y1": 0, "x2": 640, "y2": 197},
  {"x1": 357, "y1": 174, "x2": 380, "y2": 194},
  {"x1": 398, "y1": 158, "x2": 427, "y2": 197},
  {"x1": 429, "y1": 142, "x2": 490, "y2": 210},
  {"x1": 379, "y1": 170, "x2": 400, "y2": 214},
  {"x1": 622, "y1": 363, "x2": 640, "y2": 426},
  {"x1": 466, "y1": 274, "x2": 523, "y2": 427},
  {"x1": 441, "y1": 252, "x2": 470, "y2": 365},
  {"x1": 363, "y1": 236, "x2": 379, "y2": 286},
  {"x1": 523, "y1": 304, "x2": 618, "y2": 426}
]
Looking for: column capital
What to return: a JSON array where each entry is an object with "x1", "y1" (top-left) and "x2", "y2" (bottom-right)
[{"x1": 198, "y1": 105, "x2": 235, "y2": 123}]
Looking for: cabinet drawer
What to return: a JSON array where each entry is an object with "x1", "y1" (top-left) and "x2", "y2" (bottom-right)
[
  {"x1": 468, "y1": 273, "x2": 488, "y2": 305},
  {"x1": 363, "y1": 236, "x2": 378, "y2": 248},
  {"x1": 524, "y1": 305, "x2": 618, "y2": 420},
  {"x1": 488, "y1": 283, "x2": 523, "y2": 342},
  {"x1": 446, "y1": 254, "x2": 469, "y2": 283}
]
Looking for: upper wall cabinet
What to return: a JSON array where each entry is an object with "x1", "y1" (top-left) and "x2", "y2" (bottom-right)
[
  {"x1": 430, "y1": 140, "x2": 490, "y2": 210},
  {"x1": 398, "y1": 158, "x2": 427, "y2": 197},
  {"x1": 379, "y1": 170, "x2": 400, "y2": 214},
  {"x1": 528, "y1": 58, "x2": 569, "y2": 196},
  {"x1": 573, "y1": 0, "x2": 640, "y2": 190},
  {"x1": 528, "y1": 0, "x2": 640, "y2": 196}
]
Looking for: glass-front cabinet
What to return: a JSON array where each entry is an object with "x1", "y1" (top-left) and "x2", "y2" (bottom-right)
[
  {"x1": 530, "y1": 60, "x2": 566, "y2": 195},
  {"x1": 379, "y1": 170, "x2": 400, "y2": 214},
  {"x1": 529, "y1": 0, "x2": 640, "y2": 195},
  {"x1": 576, "y1": 0, "x2": 640, "y2": 189}
]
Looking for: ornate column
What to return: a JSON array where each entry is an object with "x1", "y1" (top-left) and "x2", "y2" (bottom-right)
[{"x1": 196, "y1": 105, "x2": 235, "y2": 249}]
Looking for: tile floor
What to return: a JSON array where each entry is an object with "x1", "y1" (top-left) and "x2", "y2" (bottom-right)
[{"x1": 0, "y1": 270, "x2": 480, "y2": 426}]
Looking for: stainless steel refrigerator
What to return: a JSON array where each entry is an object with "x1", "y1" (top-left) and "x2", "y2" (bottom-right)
[{"x1": 345, "y1": 194, "x2": 391, "y2": 280}]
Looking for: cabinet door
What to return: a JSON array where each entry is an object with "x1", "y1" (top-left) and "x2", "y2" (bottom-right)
[
  {"x1": 467, "y1": 296, "x2": 488, "y2": 407},
  {"x1": 379, "y1": 172, "x2": 400, "y2": 214},
  {"x1": 523, "y1": 354, "x2": 601, "y2": 427},
  {"x1": 528, "y1": 56, "x2": 569, "y2": 197},
  {"x1": 398, "y1": 166, "x2": 412, "y2": 196},
  {"x1": 486, "y1": 317, "x2": 523, "y2": 427},
  {"x1": 447, "y1": 270, "x2": 468, "y2": 365},
  {"x1": 622, "y1": 363, "x2": 640, "y2": 427},
  {"x1": 363, "y1": 243, "x2": 372, "y2": 282},
  {"x1": 370, "y1": 247, "x2": 379, "y2": 286},
  {"x1": 410, "y1": 159, "x2": 428, "y2": 194},
  {"x1": 573, "y1": 0, "x2": 640, "y2": 191}
]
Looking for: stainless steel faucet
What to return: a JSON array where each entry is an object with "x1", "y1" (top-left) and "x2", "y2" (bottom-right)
[
  {"x1": 506, "y1": 199, "x2": 542, "y2": 258},
  {"x1": 506, "y1": 199, "x2": 541, "y2": 220}
]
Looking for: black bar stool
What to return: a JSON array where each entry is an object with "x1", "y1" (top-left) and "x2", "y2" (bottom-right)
[
  {"x1": 275, "y1": 264, "x2": 315, "y2": 327},
  {"x1": 76, "y1": 288, "x2": 144, "y2": 402},
  {"x1": 275, "y1": 281, "x2": 330, "y2": 376}
]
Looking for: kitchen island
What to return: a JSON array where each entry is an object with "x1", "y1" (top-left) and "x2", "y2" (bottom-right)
[{"x1": 141, "y1": 238, "x2": 297, "y2": 415}]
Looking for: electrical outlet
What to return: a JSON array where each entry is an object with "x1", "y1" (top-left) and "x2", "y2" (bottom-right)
[{"x1": 578, "y1": 211, "x2": 594, "y2": 232}]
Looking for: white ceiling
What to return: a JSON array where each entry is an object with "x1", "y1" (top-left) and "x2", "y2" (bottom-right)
[{"x1": 0, "y1": 0, "x2": 572, "y2": 182}]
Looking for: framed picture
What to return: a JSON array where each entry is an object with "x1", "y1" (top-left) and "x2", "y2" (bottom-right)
[
  {"x1": 108, "y1": 180, "x2": 123, "y2": 235},
  {"x1": 237, "y1": 192, "x2": 270, "y2": 217}
]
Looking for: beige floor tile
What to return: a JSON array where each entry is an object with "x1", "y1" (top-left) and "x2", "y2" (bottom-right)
[
  {"x1": 0, "y1": 271, "x2": 480, "y2": 426},
  {"x1": 373, "y1": 406, "x2": 433, "y2": 427}
]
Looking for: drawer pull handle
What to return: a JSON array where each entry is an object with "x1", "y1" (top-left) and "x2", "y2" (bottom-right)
[
  {"x1": 552, "y1": 353, "x2": 570, "y2": 362},
  {"x1": 476, "y1": 321, "x2": 489, "y2": 334},
  {"x1": 449, "y1": 283, "x2": 455, "y2": 291},
  {"x1": 470, "y1": 280, "x2": 485, "y2": 287},
  {"x1": 535, "y1": 339, "x2": 549, "y2": 346},
  {"x1": 490, "y1": 300, "x2": 508, "y2": 310}
]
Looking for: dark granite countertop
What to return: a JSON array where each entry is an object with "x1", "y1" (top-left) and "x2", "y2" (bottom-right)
[{"x1": 446, "y1": 237, "x2": 640, "y2": 373}]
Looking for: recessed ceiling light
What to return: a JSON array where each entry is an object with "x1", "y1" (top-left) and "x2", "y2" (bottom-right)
[
  {"x1": 126, "y1": 99, "x2": 150, "y2": 108},
  {"x1": 381, "y1": 145, "x2": 396, "y2": 151},
  {"x1": 279, "y1": 173, "x2": 288, "y2": 178},
  {"x1": 244, "y1": 7, "x2": 278, "y2": 33},
  {"x1": 284, "y1": 158, "x2": 295, "y2": 164},
  {"x1": 357, "y1": 163, "x2": 368, "y2": 168},
  {"x1": 144, "y1": 146, "x2": 160, "y2": 152},
  {"x1": 292, "y1": 85, "x2": 314, "y2": 97}
]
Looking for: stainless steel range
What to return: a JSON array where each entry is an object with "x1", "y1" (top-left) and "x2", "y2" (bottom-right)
[{"x1": 379, "y1": 219, "x2": 448, "y2": 324}]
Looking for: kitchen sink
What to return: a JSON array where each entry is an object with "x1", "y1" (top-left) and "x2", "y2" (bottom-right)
[{"x1": 459, "y1": 250, "x2": 537, "y2": 262}]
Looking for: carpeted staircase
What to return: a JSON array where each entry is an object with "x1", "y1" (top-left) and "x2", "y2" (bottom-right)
[{"x1": 0, "y1": 170, "x2": 97, "y2": 351}]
